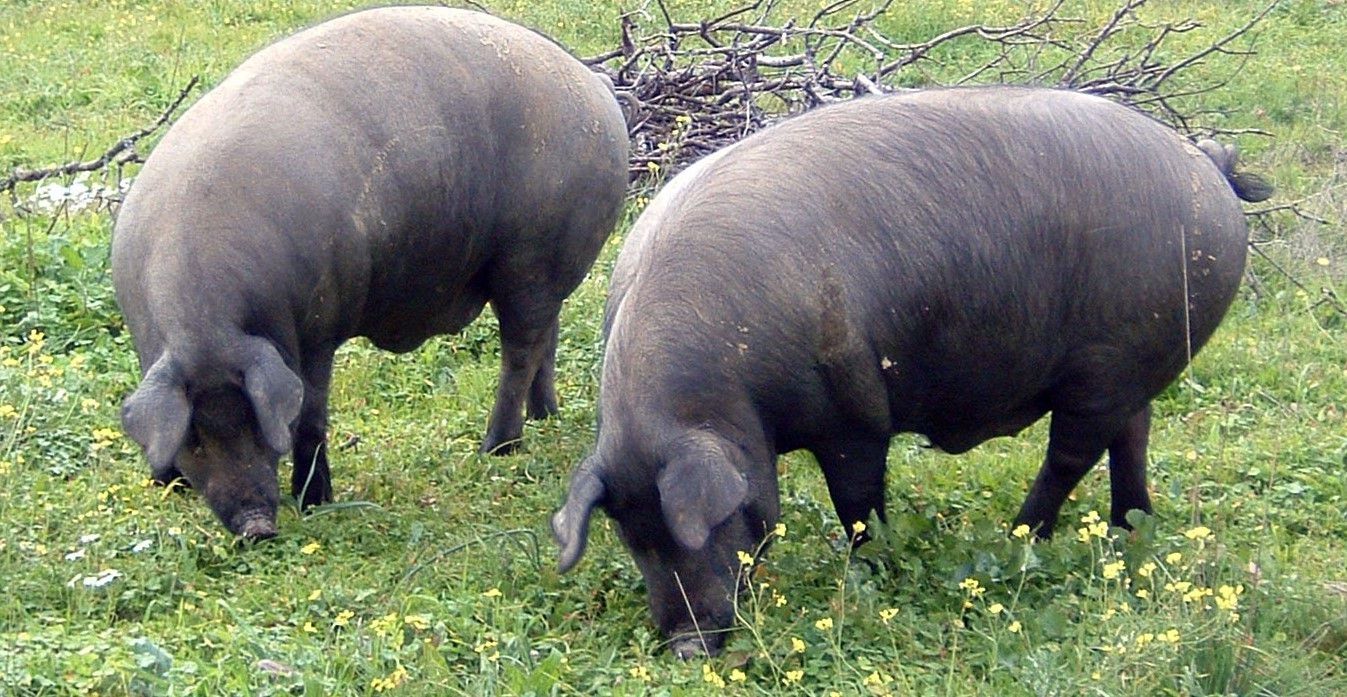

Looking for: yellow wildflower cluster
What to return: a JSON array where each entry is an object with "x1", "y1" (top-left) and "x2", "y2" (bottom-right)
[
  {"x1": 864, "y1": 669, "x2": 895, "y2": 695},
  {"x1": 370, "y1": 665, "x2": 408, "y2": 692},
  {"x1": 1101, "y1": 559, "x2": 1126, "y2": 580},
  {"x1": 702, "y1": 664, "x2": 725, "y2": 688},
  {"x1": 370, "y1": 612, "x2": 401, "y2": 637},
  {"x1": 959, "y1": 577, "x2": 985, "y2": 598},
  {"x1": 474, "y1": 638, "x2": 499, "y2": 661},
  {"x1": 1076, "y1": 511, "x2": 1109, "y2": 542},
  {"x1": 1011, "y1": 524, "x2": 1032, "y2": 539},
  {"x1": 629, "y1": 664, "x2": 651, "y2": 682}
]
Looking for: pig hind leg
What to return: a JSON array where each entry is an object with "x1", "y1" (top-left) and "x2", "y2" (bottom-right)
[
  {"x1": 1105, "y1": 404, "x2": 1153, "y2": 528},
  {"x1": 526, "y1": 318, "x2": 560, "y2": 420},
  {"x1": 1014, "y1": 406, "x2": 1145, "y2": 538},
  {"x1": 480, "y1": 296, "x2": 561, "y2": 455},
  {"x1": 291, "y1": 349, "x2": 335, "y2": 509},
  {"x1": 814, "y1": 437, "x2": 891, "y2": 544}
]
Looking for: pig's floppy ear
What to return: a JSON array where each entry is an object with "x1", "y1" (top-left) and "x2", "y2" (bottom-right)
[
  {"x1": 121, "y1": 355, "x2": 191, "y2": 478},
  {"x1": 241, "y1": 338, "x2": 304, "y2": 454},
  {"x1": 553, "y1": 456, "x2": 607, "y2": 573},
  {"x1": 657, "y1": 440, "x2": 749, "y2": 551}
]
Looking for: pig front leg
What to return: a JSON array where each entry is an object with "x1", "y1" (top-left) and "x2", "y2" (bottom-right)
[
  {"x1": 481, "y1": 300, "x2": 560, "y2": 455},
  {"x1": 291, "y1": 348, "x2": 335, "y2": 509},
  {"x1": 814, "y1": 436, "x2": 891, "y2": 544}
]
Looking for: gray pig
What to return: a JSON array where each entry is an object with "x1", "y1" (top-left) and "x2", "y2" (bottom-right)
[
  {"x1": 552, "y1": 86, "x2": 1270, "y2": 656},
  {"x1": 113, "y1": 7, "x2": 628, "y2": 538}
]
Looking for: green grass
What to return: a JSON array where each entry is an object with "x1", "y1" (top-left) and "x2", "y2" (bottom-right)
[{"x1": 2, "y1": 0, "x2": 1345, "y2": 694}]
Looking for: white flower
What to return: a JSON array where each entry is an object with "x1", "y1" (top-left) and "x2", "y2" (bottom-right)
[
  {"x1": 131, "y1": 540, "x2": 153, "y2": 553},
  {"x1": 82, "y1": 569, "x2": 122, "y2": 588},
  {"x1": 64, "y1": 549, "x2": 87, "y2": 562}
]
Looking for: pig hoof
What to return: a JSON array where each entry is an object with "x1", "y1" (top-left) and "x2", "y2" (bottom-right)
[
  {"x1": 480, "y1": 435, "x2": 522, "y2": 456},
  {"x1": 235, "y1": 514, "x2": 278, "y2": 540},
  {"x1": 151, "y1": 466, "x2": 191, "y2": 491}
]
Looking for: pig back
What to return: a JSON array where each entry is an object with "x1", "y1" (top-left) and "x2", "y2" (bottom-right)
[
  {"x1": 115, "y1": 7, "x2": 627, "y2": 352},
  {"x1": 607, "y1": 87, "x2": 1249, "y2": 449}
]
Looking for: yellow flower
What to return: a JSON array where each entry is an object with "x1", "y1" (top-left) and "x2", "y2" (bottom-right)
[
  {"x1": 1136, "y1": 632, "x2": 1154, "y2": 647},
  {"x1": 332, "y1": 610, "x2": 354, "y2": 628},
  {"x1": 1101, "y1": 560, "x2": 1126, "y2": 580},
  {"x1": 864, "y1": 670, "x2": 892, "y2": 687},
  {"x1": 851, "y1": 520, "x2": 867, "y2": 536},
  {"x1": 987, "y1": 603, "x2": 1004, "y2": 615},
  {"x1": 773, "y1": 590, "x2": 787, "y2": 607},
  {"x1": 629, "y1": 665, "x2": 651, "y2": 682},
  {"x1": 1164, "y1": 580, "x2": 1192, "y2": 594},
  {"x1": 737, "y1": 550, "x2": 754, "y2": 566},
  {"x1": 1161, "y1": 628, "x2": 1181, "y2": 644},
  {"x1": 729, "y1": 668, "x2": 747, "y2": 683},
  {"x1": 302, "y1": 621, "x2": 318, "y2": 633},
  {"x1": 791, "y1": 636, "x2": 806, "y2": 653},
  {"x1": 404, "y1": 614, "x2": 431, "y2": 631},
  {"x1": 1182, "y1": 586, "x2": 1213, "y2": 603},
  {"x1": 371, "y1": 665, "x2": 408, "y2": 692},
  {"x1": 815, "y1": 617, "x2": 833, "y2": 631},
  {"x1": 1008, "y1": 620, "x2": 1022, "y2": 633},
  {"x1": 783, "y1": 669, "x2": 804, "y2": 685},
  {"x1": 1165, "y1": 552, "x2": 1182, "y2": 565},
  {"x1": 959, "y1": 577, "x2": 986, "y2": 597},
  {"x1": 307, "y1": 589, "x2": 322, "y2": 601},
  {"x1": 1137, "y1": 561, "x2": 1157, "y2": 578},
  {"x1": 1215, "y1": 584, "x2": 1243, "y2": 612},
  {"x1": 773, "y1": 523, "x2": 787, "y2": 538},
  {"x1": 299, "y1": 541, "x2": 321, "y2": 555},
  {"x1": 1081, "y1": 511, "x2": 1101, "y2": 525},
  {"x1": 1011, "y1": 524, "x2": 1031, "y2": 539},
  {"x1": 370, "y1": 612, "x2": 400, "y2": 637},
  {"x1": 702, "y1": 664, "x2": 725, "y2": 688},
  {"x1": 482, "y1": 587, "x2": 503, "y2": 598},
  {"x1": 879, "y1": 607, "x2": 899, "y2": 623},
  {"x1": 0, "y1": 404, "x2": 16, "y2": 419},
  {"x1": 1183, "y1": 526, "x2": 1212, "y2": 541},
  {"x1": 1135, "y1": 589, "x2": 1150, "y2": 600}
]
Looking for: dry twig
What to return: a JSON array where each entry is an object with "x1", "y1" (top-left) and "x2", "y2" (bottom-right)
[{"x1": 1, "y1": 77, "x2": 199, "y2": 198}]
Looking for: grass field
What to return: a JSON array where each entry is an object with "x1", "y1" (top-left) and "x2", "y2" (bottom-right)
[{"x1": 1, "y1": 0, "x2": 1345, "y2": 694}]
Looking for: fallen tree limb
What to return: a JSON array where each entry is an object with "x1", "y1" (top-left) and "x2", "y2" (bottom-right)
[{"x1": 0, "y1": 77, "x2": 199, "y2": 198}]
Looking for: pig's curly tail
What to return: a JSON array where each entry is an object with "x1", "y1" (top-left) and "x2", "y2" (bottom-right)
[{"x1": 1196, "y1": 138, "x2": 1275, "y2": 203}]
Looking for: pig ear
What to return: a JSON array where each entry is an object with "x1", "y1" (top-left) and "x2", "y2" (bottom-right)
[
  {"x1": 241, "y1": 338, "x2": 304, "y2": 454},
  {"x1": 553, "y1": 456, "x2": 606, "y2": 573},
  {"x1": 657, "y1": 443, "x2": 749, "y2": 551},
  {"x1": 121, "y1": 355, "x2": 191, "y2": 479}
]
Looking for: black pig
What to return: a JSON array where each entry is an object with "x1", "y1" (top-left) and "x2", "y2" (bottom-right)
[
  {"x1": 113, "y1": 7, "x2": 628, "y2": 538},
  {"x1": 552, "y1": 87, "x2": 1270, "y2": 656}
]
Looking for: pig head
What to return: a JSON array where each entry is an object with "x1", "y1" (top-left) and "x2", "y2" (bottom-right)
[{"x1": 122, "y1": 336, "x2": 301, "y2": 538}]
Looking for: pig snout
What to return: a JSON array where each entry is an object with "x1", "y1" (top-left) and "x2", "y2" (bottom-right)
[
  {"x1": 669, "y1": 631, "x2": 726, "y2": 659},
  {"x1": 232, "y1": 509, "x2": 279, "y2": 540}
]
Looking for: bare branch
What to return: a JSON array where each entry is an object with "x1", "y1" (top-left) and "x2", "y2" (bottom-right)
[{"x1": 1, "y1": 77, "x2": 200, "y2": 196}]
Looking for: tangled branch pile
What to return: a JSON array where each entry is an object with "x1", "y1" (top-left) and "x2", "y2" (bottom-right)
[
  {"x1": 585, "y1": 0, "x2": 1275, "y2": 185},
  {"x1": 1, "y1": 0, "x2": 1276, "y2": 202}
]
